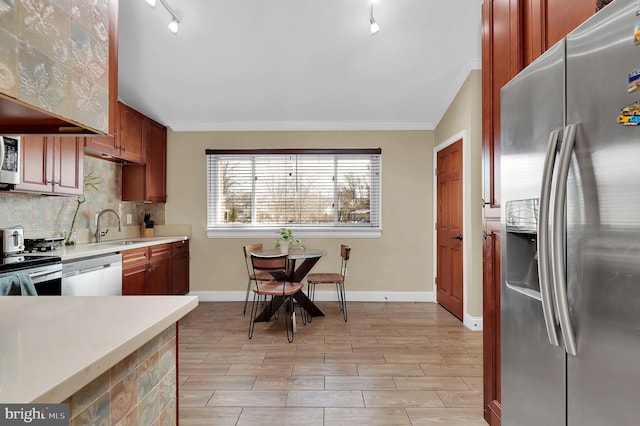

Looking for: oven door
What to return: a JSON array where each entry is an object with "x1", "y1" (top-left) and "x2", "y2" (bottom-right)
[{"x1": 0, "y1": 263, "x2": 62, "y2": 295}]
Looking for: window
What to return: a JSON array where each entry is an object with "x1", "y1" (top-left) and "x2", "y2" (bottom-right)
[{"x1": 206, "y1": 149, "x2": 382, "y2": 238}]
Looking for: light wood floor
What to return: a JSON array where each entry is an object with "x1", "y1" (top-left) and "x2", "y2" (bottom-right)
[{"x1": 178, "y1": 301, "x2": 485, "y2": 425}]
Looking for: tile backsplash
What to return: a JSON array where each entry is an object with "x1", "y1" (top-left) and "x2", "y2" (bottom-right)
[{"x1": 0, "y1": 156, "x2": 164, "y2": 240}]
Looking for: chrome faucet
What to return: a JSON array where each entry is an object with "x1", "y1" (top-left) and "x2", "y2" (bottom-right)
[{"x1": 95, "y1": 209, "x2": 123, "y2": 243}]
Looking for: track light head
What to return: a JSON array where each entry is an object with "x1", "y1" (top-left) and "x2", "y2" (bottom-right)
[
  {"x1": 370, "y1": 18, "x2": 380, "y2": 35},
  {"x1": 369, "y1": 3, "x2": 380, "y2": 35},
  {"x1": 168, "y1": 18, "x2": 179, "y2": 34}
]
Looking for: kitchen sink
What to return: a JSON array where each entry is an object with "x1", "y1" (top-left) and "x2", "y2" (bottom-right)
[{"x1": 98, "y1": 240, "x2": 139, "y2": 246}]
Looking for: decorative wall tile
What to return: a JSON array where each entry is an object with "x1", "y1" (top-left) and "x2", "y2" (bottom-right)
[
  {"x1": 17, "y1": 0, "x2": 71, "y2": 65},
  {"x1": 110, "y1": 370, "x2": 137, "y2": 425},
  {"x1": 71, "y1": 0, "x2": 108, "y2": 43},
  {"x1": 0, "y1": 156, "x2": 166, "y2": 240},
  {"x1": 17, "y1": 41, "x2": 70, "y2": 116},
  {"x1": 138, "y1": 352, "x2": 161, "y2": 399},
  {"x1": 70, "y1": 67, "x2": 108, "y2": 131},
  {"x1": 71, "y1": 391, "x2": 110, "y2": 426},
  {"x1": 0, "y1": 28, "x2": 18, "y2": 97},
  {"x1": 67, "y1": 325, "x2": 178, "y2": 426},
  {"x1": 111, "y1": 352, "x2": 137, "y2": 385},
  {"x1": 0, "y1": 1, "x2": 17, "y2": 35},
  {"x1": 70, "y1": 370, "x2": 110, "y2": 418}
]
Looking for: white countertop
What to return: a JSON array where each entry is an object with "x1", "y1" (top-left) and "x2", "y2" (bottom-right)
[
  {"x1": 0, "y1": 295, "x2": 198, "y2": 403},
  {"x1": 44, "y1": 236, "x2": 189, "y2": 261}
]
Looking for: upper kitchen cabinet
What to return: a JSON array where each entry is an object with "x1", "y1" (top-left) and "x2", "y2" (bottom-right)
[
  {"x1": 0, "y1": 0, "x2": 118, "y2": 135},
  {"x1": 86, "y1": 101, "x2": 152, "y2": 164},
  {"x1": 14, "y1": 136, "x2": 83, "y2": 196},
  {"x1": 121, "y1": 116, "x2": 167, "y2": 203},
  {"x1": 116, "y1": 102, "x2": 146, "y2": 164}
]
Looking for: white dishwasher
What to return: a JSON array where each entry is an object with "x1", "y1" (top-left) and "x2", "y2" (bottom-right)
[{"x1": 62, "y1": 253, "x2": 122, "y2": 296}]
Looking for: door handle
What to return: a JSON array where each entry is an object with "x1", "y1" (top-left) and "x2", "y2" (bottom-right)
[
  {"x1": 538, "y1": 129, "x2": 562, "y2": 347},
  {"x1": 451, "y1": 235, "x2": 463, "y2": 241},
  {"x1": 551, "y1": 123, "x2": 578, "y2": 356}
]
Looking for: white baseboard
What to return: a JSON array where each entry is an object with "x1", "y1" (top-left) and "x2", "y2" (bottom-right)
[
  {"x1": 464, "y1": 313, "x2": 483, "y2": 331},
  {"x1": 188, "y1": 290, "x2": 435, "y2": 303},
  {"x1": 188, "y1": 291, "x2": 482, "y2": 331}
]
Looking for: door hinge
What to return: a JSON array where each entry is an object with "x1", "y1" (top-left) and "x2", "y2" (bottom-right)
[
  {"x1": 434, "y1": 222, "x2": 437, "y2": 230},
  {"x1": 435, "y1": 167, "x2": 438, "y2": 175},
  {"x1": 435, "y1": 277, "x2": 438, "y2": 285}
]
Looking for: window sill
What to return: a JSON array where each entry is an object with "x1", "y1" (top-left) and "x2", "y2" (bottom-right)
[{"x1": 206, "y1": 226, "x2": 382, "y2": 239}]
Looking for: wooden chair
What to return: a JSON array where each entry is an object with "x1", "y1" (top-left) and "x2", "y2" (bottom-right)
[
  {"x1": 248, "y1": 253, "x2": 304, "y2": 343},
  {"x1": 306, "y1": 244, "x2": 351, "y2": 322},
  {"x1": 242, "y1": 243, "x2": 273, "y2": 315}
]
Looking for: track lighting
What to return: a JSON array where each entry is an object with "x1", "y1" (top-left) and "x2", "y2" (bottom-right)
[
  {"x1": 168, "y1": 18, "x2": 179, "y2": 34},
  {"x1": 370, "y1": 3, "x2": 380, "y2": 35},
  {"x1": 144, "y1": 0, "x2": 181, "y2": 34}
]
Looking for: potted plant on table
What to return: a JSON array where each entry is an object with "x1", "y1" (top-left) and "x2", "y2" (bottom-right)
[{"x1": 275, "y1": 228, "x2": 304, "y2": 254}]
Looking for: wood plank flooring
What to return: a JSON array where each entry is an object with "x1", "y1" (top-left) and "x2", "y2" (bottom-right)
[{"x1": 178, "y1": 301, "x2": 485, "y2": 425}]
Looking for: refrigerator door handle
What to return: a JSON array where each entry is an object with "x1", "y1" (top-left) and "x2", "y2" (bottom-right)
[
  {"x1": 551, "y1": 123, "x2": 578, "y2": 356},
  {"x1": 537, "y1": 129, "x2": 562, "y2": 347}
]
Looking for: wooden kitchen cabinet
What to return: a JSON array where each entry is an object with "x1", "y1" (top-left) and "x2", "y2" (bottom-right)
[
  {"x1": 14, "y1": 136, "x2": 83, "y2": 196},
  {"x1": 121, "y1": 242, "x2": 189, "y2": 295},
  {"x1": 122, "y1": 263, "x2": 147, "y2": 296},
  {"x1": 171, "y1": 240, "x2": 190, "y2": 295},
  {"x1": 122, "y1": 247, "x2": 149, "y2": 296},
  {"x1": 86, "y1": 102, "x2": 148, "y2": 164},
  {"x1": 117, "y1": 103, "x2": 147, "y2": 164},
  {"x1": 148, "y1": 244, "x2": 171, "y2": 295},
  {"x1": 121, "y1": 117, "x2": 167, "y2": 202},
  {"x1": 481, "y1": 0, "x2": 595, "y2": 424}
]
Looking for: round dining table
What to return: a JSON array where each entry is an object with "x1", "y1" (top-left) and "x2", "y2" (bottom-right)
[{"x1": 251, "y1": 247, "x2": 327, "y2": 323}]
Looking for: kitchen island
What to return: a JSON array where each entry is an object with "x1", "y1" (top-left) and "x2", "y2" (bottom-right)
[{"x1": 0, "y1": 295, "x2": 197, "y2": 424}]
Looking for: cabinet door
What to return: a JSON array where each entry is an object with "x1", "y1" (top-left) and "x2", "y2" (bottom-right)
[
  {"x1": 54, "y1": 137, "x2": 83, "y2": 196},
  {"x1": 85, "y1": 135, "x2": 119, "y2": 157},
  {"x1": 118, "y1": 102, "x2": 146, "y2": 164},
  {"x1": 145, "y1": 119, "x2": 167, "y2": 202},
  {"x1": 171, "y1": 241, "x2": 189, "y2": 295},
  {"x1": 545, "y1": 0, "x2": 594, "y2": 47},
  {"x1": 123, "y1": 263, "x2": 147, "y2": 295},
  {"x1": 483, "y1": 221, "x2": 501, "y2": 425},
  {"x1": 148, "y1": 257, "x2": 170, "y2": 295},
  {"x1": 15, "y1": 136, "x2": 53, "y2": 193}
]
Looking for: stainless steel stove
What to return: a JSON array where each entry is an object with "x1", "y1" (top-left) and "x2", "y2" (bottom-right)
[{"x1": 1, "y1": 238, "x2": 63, "y2": 295}]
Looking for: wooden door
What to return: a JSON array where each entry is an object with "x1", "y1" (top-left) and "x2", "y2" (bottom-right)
[
  {"x1": 118, "y1": 102, "x2": 146, "y2": 164},
  {"x1": 436, "y1": 140, "x2": 463, "y2": 320},
  {"x1": 148, "y1": 257, "x2": 170, "y2": 295},
  {"x1": 145, "y1": 119, "x2": 167, "y2": 202},
  {"x1": 15, "y1": 136, "x2": 53, "y2": 193},
  {"x1": 54, "y1": 137, "x2": 83, "y2": 196},
  {"x1": 171, "y1": 241, "x2": 189, "y2": 295},
  {"x1": 122, "y1": 264, "x2": 147, "y2": 295}
]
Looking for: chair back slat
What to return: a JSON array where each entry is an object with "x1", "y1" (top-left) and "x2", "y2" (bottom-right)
[
  {"x1": 243, "y1": 243, "x2": 263, "y2": 259},
  {"x1": 251, "y1": 253, "x2": 288, "y2": 274}
]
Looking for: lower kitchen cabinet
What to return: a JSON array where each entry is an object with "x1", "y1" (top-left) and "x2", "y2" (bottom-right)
[
  {"x1": 121, "y1": 241, "x2": 189, "y2": 295},
  {"x1": 171, "y1": 240, "x2": 189, "y2": 295},
  {"x1": 148, "y1": 244, "x2": 171, "y2": 295},
  {"x1": 122, "y1": 263, "x2": 147, "y2": 296}
]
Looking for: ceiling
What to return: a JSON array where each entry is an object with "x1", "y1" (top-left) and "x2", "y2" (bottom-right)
[{"x1": 117, "y1": 0, "x2": 482, "y2": 132}]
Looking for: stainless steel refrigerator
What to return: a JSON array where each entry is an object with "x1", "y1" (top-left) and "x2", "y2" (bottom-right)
[{"x1": 500, "y1": 0, "x2": 640, "y2": 424}]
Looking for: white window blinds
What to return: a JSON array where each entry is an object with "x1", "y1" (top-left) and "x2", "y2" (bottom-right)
[{"x1": 206, "y1": 149, "x2": 381, "y2": 237}]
